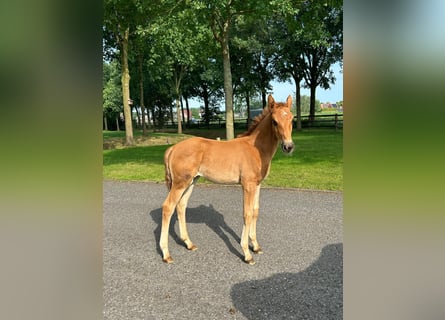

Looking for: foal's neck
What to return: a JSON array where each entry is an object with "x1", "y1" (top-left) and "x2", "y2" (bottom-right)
[{"x1": 248, "y1": 113, "x2": 280, "y2": 160}]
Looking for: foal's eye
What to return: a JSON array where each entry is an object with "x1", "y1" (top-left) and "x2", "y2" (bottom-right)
[{"x1": 272, "y1": 119, "x2": 278, "y2": 127}]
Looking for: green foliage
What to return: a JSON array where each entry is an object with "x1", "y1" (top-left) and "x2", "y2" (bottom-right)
[
  {"x1": 102, "y1": 0, "x2": 343, "y2": 137},
  {"x1": 231, "y1": 14, "x2": 275, "y2": 105},
  {"x1": 103, "y1": 61, "x2": 122, "y2": 115},
  {"x1": 148, "y1": 7, "x2": 212, "y2": 72},
  {"x1": 103, "y1": 0, "x2": 149, "y2": 53},
  {"x1": 272, "y1": 0, "x2": 343, "y2": 119},
  {"x1": 298, "y1": 95, "x2": 321, "y2": 113},
  {"x1": 296, "y1": 0, "x2": 343, "y2": 89}
]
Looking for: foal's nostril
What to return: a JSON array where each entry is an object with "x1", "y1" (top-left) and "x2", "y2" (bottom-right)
[{"x1": 281, "y1": 142, "x2": 295, "y2": 153}]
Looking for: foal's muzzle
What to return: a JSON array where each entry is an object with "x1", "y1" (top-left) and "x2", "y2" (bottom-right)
[{"x1": 281, "y1": 141, "x2": 295, "y2": 154}]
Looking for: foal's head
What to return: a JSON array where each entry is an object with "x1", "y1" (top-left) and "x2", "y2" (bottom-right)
[{"x1": 268, "y1": 94, "x2": 295, "y2": 154}]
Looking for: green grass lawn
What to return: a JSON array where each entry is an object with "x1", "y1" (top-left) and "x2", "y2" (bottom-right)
[
  {"x1": 103, "y1": 129, "x2": 342, "y2": 191},
  {"x1": 264, "y1": 130, "x2": 342, "y2": 190}
]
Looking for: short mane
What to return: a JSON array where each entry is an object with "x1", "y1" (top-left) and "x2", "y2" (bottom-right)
[{"x1": 237, "y1": 107, "x2": 270, "y2": 138}]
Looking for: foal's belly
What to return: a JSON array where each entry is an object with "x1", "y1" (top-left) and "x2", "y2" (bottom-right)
[{"x1": 197, "y1": 164, "x2": 240, "y2": 185}]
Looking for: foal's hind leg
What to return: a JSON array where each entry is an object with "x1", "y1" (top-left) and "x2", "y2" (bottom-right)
[
  {"x1": 160, "y1": 183, "x2": 188, "y2": 263},
  {"x1": 176, "y1": 184, "x2": 197, "y2": 251}
]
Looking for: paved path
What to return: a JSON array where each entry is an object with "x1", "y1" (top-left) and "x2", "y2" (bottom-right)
[{"x1": 103, "y1": 181, "x2": 343, "y2": 320}]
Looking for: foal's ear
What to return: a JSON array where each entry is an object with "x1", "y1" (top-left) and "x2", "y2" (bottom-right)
[
  {"x1": 267, "y1": 95, "x2": 275, "y2": 109},
  {"x1": 286, "y1": 95, "x2": 293, "y2": 109}
]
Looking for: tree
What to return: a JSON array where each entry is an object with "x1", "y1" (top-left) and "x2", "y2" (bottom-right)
[
  {"x1": 145, "y1": 6, "x2": 212, "y2": 134},
  {"x1": 272, "y1": 0, "x2": 342, "y2": 127},
  {"x1": 194, "y1": 0, "x2": 271, "y2": 140},
  {"x1": 271, "y1": 14, "x2": 305, "y2": 130},
  {"x1": 297, "y1": 0, "x2": 343, "y2": 123},
  {"x1": 127, "y1": 33, "x2": 151, "y2": 135},
  {"x1": 103, "y1": 0, "x2": 143, "y2": 145},
  {"x1": 133, "y1": 38, "x2": 150, "y2": 135},
  {"x1": 104, "y1": 0, "x2": 185, "y2": 141},
  {"x1": 231, "y1": 15, "x2": 275, "y2": 115},
  {"x1": 103, "y1": 61, "x2": 123, "y2": 131},
  {"x1": 103, "y1": 0, "x2": 341, "y2": 135},
  {"x1": 186, "y1": 57, "x2": 224, "y2": 128},
  {"x1": 207, "y1": 1, "x2": 237, "y2": 140}
]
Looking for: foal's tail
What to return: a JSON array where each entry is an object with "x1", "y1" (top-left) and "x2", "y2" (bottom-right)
[{"x1": 164, "y1": 146, "x2": 173, "y2": 191}]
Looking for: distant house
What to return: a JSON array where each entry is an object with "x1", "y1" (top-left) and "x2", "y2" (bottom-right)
[
  {"x1": 320, "y1": 102, "x2": 342, "y2": 112},
  {"x1": 320, "y1": 102, "x2": 337, "y2": 109}
]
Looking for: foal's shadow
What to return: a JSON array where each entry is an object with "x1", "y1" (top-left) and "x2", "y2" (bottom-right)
[{"x1": 150, "y1": 204, "x2": 243, "y2": 260}]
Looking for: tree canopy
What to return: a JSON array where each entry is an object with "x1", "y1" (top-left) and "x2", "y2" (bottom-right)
[{"x1": 103, "y1": 0, "x2": 343, "y2": 136}]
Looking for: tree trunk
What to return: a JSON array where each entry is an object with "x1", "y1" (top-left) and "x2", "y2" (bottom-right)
[
  {"x1": 221, "y1": 27, "x2": 234, "y2": 140},
  {"x1": 185, "y1": 96, "x2": 190, "y2": 126},
  {"x1": 138, "y1": 54, "x2": 147, "y2": 136},
  {"x1": 150, "y1": 108, "x2": 156, "y2": 128},
  {"x1": 169, "y1": 104, "x2": 174, "y2": 126},
  {"x1": 309, "y1": 84, "x2": 316, "y2": 125},
  {"x1": 203, "y1": 85, "x2": 210, "y2": 128},
  {"x1": 180, "y1": 97, "x2": 185, "y2": 127},
  {"x1": 176, "y1": 96, "x2": 182, "y2": 134},
  {"x1": 245, "y1": 91, "x2": 251, "y2": 125},
  {"x1": 134, "y1": 106, "x2": 141, "y2": 128},
  {"x1": 146, "y1": 105, "x2": 152, "y2": 129},
  {"x1": 120, "y1": 27, "x2": 134, "y2": 145},
  {"x1": 261, "y1": 89, "x2": 267, "y2": 109},
  {"x1": 294, "y1": 77, "x2": 302, "y2": 131},
  {"x1": 115, "y1": 115, "x2": 120, "y2": 131},
  {"x1": 104, "y1": 116, "x2": 108, "y2": 131},
  {"x1": 173, "y1": 65, "x2": 184, "y2": 134}
]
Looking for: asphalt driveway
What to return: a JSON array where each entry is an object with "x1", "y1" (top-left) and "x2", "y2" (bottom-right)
[{"x1": 103, "y1": 180, "x2": 343, "y2": 320}]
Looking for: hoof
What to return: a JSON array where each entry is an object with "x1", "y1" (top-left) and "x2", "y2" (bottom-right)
[
  {"x1": 245, "y1": 258, "x2": 256, "y2": 265},
  {"x1": 162, "y1": 256, "x2": 174, "y2": 264},
  {"x1": 188, "y1": 244, "x2": 198, "y2": 251},
  {"x1": 253, "y1": 248, "x2": 264, "y2": 254}
]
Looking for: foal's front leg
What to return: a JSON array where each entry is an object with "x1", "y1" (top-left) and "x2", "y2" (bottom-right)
[
  {"x1": 250, "y1": 185, "x2": 263, "y2": 254},
  {"x1": 240, "y1": 183, "x2": 257, "y2": 265}
]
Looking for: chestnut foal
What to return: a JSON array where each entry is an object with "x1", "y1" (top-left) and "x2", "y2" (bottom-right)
[{"x1": 159, "y1": 94, "x2": 294, "y2": 264}]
